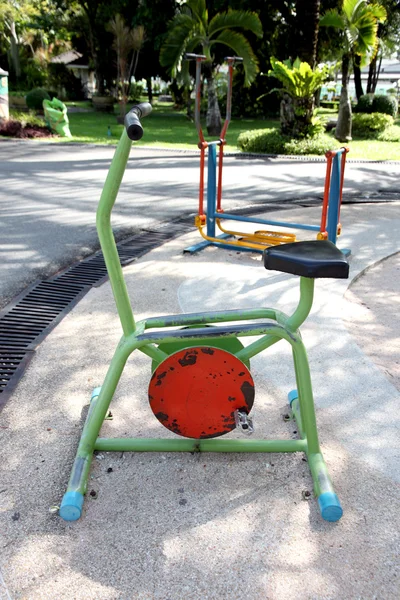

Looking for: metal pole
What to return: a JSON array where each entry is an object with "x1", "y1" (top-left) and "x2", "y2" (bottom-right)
[
  {"x1": 207, "y1": 144, "x2": 217, "y2": 238},
  {"x1": 96, "y1": 130, "x2": 136, "y2": 336}
]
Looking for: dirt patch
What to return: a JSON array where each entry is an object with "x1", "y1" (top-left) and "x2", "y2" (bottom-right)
[
  {"x1": 344, "y1": 252, "x2": 400, "y2": 391},
  {"x1": 0, "y1": 119, "x2": 55, "y2": 139}
]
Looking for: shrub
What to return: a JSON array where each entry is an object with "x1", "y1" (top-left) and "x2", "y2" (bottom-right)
[
  {"x1": 26, "y1": 87, "x2": 50, "y2": 111},
  {"x1": 284, "y1": 134, "x2": 339, "y2": 155},
  {"x1": 128, "y1": 82, "x2": 145, "y2": 103},
  {"x1": 372, "y1": 94, "x2": 398, "y2": 117},
  {"x1": 377, "y1": 125, "x2": 400, "y2": 142},
  {"x1": 10, "y1": 110, "x2": 47, "y2": 128},
  {"x1": 352, "y1": 112, "x2": 393, "y2": 137},
  {"x1": 237, "y1": 128, "x2": 339, "y2": 155},
  {"x1": 237, "y1": 129, "x2": 286, "y2": 154},
  {"x1": 354, "y1": 94, "x2": 374, "y2": 113},
  {"x1": 9, "y1": 91, "x2": 29, "y2": 98}
]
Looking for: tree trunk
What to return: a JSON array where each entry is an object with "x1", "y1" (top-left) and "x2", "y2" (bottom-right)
[
  {"x1": 295, "y1": 0, "x2": 321, "y2": 67},
  {"x1": 335, "y1": 53, "x2": 352, "y2": 142},
  {"x1": 353, "y1": 54, "x2": 364, "y2": 100},
  {"x1": 82, "y1": 2, "x2": 105, "y2": 94},
  {"x1": 280, "y1": 93, "x2": 295, "y2": 135},
  {"x1": 293, "y1": 96, "x2": 315, "y2": 137},
  {"x1": 146, "y1": 77, "x2": 153, "y2": 103},
  {"x1": 9, "y1": 20, "x2": 21, "y2": 78},
  {"x1": 203, "y1": 63, "x2": 221, "y2": 136},
  {"x1": 366, "y1": 55, "x2": 376, "y2": 94},
  {"x1": 366, "y1": 53, "x2": 382, "y2": 94}
]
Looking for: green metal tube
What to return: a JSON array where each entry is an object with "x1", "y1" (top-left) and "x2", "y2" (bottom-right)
[
  {"x1": 134, "y1": 322, "x2": 297, "y2": 349},
  {"x1": 96, "y1": 129, "x2": 136, "y2": 337},
  {"x1": 94, "y1": 437, "x2": 307, "y2": 453},
  {"x1": 307, "y1": 452, "x2": 335, "y2": 497},
  {"x1": 235, "y1": 333, "x2": 280, "y2": 361},
  {"x1": 236, "y1": 280, "x2": 313, "y2": 361},
  {"x1": 286, "y1": 278, "x2": 314, "y2": 331},
  {"x1": 138, "y1": 343, "x2": 169, "y2": 363},
  {"x1": 290, "y1": 398, "x2": 305, "y2": 439},
  {"x1": 65, "y1": 341, "x2": 134, "y2": 497},
  {"x1": 144, "y1": 308, "x2": 277, "y2": 329},
  {"x1": 291, "y1": 341, "x2": 320, "y2": 455}
]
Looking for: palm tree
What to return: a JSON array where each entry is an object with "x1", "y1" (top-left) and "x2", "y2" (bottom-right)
[
  {"x1": 160, "y1": 0, "x2": 262, "y2": 136},
  {"x1": 268, "y1": 57, "x2": 331, "y2": 138},
  {"x1": 107, "y1": 15, "x2": 145, "y2": 120},
  {"x1": 320, "y1": 0, "x2": 387, "y2": 142}
]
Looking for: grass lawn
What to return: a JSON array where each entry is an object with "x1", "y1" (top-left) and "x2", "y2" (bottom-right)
[
  {"x1": 64, "y1": 101, "x2": 279, "y2": 151},
  {"x1": 6, "y1": 101, "x2": 400, "y2": 160}
]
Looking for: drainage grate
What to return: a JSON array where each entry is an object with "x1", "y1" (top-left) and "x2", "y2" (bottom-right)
[
  {"x1": 0, "y1": 350, "x2": 34, "y2": 410},
  {"x1": 0, "y1": 222, "x2": 192, "y2": 408}
]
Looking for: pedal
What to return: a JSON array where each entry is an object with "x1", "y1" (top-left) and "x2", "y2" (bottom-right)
[{"x1": 234, "y1": 410, "x2": 254, "y2": 435}]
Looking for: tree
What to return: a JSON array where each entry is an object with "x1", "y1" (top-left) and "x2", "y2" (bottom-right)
[
  {"x1": 295, "y1": 0, "x2": 321, "y2": 67},
  {"x1": 160, "y1": 0, "x2": 262, "y2": 136},
  {"x1": 269, "y1": 57, "x2": 331, "y2": 137},
  {"x1": 366, "y1": 0, "x2": 400, "y2": 94},
  {"x1": 130, "y1": 0, "x2": 176, "y2": 103},
  {"x1": 0, "y1": 0, "x2": 40, "y2": 80},
  {"x1": 320, "y1": 0, "x2": 387, "y2": 142},
  {"x1": 107, "y1": 14, "x2": 144, "y2": 117}
]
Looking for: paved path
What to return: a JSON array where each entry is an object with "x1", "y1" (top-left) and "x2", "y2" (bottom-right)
[
  {"x1": 1, "y1": 139, "x2": 400, "y2": 307},
  {"x1": 0, "y1": 202, "x2": 399, "y2": 600}
]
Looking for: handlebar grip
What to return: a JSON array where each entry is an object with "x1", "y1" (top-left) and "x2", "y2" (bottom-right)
[
  {"x1": 124, "y1": 102, "x2": 152, "y2": 141},
  {"x1": 184, "y1": 53, "x2": 206, "y2": 60}
]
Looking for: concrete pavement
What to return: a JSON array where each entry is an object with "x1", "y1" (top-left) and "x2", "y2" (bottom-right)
[
  {"x1": 1, "y1": 138, "x2": 400, "y2": 308},
  {"x1": 0, "y1": 198, "x2": 399, "y2": 599}
]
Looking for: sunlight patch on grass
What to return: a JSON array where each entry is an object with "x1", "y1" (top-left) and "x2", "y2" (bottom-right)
[{"x1": 5, "y1": 101, "x2": 399, "y2": 160}]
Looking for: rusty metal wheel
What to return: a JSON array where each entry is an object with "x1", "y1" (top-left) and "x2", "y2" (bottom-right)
[{"x1": 148, "y1": 347, "x2": 254, "y2": 439}]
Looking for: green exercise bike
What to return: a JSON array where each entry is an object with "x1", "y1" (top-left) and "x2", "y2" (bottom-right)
[{"x1": 60, "y1": 103, "x2": 349, "y2": 523}]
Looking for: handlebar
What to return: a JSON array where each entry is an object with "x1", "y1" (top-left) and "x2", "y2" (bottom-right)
[
  {"x1": 224, "y1": 56, "x2": 243, "y2": 63},
  {"x1": 124, "y1": 103, "x2": 152, "y2": 141},
  {"x1": 184, "y1": 53, "x2": 206, "y2": 61}
]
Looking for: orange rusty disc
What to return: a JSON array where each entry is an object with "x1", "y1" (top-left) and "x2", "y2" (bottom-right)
[{"x1": 148, "y1": 347, "x2": 255, "y2": 439}]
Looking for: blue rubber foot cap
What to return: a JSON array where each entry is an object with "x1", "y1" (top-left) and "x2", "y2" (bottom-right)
[
  {"x1": 91, "y1": 387, "x2": 102, "y2": 401},
  {"x1": 59, "y1": 491, "x2": 84, "y2": 521},
  {"x1": 288, "y1": 389, "x2": 298, "y2": 406},
  {"x1": 318, "y1": 492, "x2": 343, "y2": 522}
]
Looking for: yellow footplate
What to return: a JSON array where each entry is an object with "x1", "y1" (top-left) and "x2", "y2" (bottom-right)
[{"x1": 239, "y1": 230, "x2": 296, "y2": 246}]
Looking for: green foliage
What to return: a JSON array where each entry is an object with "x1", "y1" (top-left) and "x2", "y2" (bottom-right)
[
  {"x1": 354, "y1": 94, "x2": 398, "y2": 117},
  {"x1": 10, "y1": 109, "x2": 47, "y2": 128},
  {"x1": 354, "y1": 94, "x2": 374, "y2": 113},
  {"x1": 352, "y1": 112, "x2": 393, "y2": 137},
  {"x1": 307, "y1": 113, "x2": 326, "y2": 137},
  {"x1": 26, "y1": 87, "x2": 50, "y2": 111},
  {"x1": 284, "y1": 134, "x2": 339, "y2": 156},
  {"x1": 320, "y1": 0, "x2": 388, "y2": 141},
  {"x1": 48, "y1": 64, "x2": 84, "y2": 101},
  {"x1": 320, "y1": 0, "x2": 387, "y2": 59},
  {"x1": 377, "y1": 125, "x2": 400, "y2": 142},
  {"x1": 268, "y1": 58, "x2": 331, "y2": 100},
  {"x1": 268, "y1": 58, "x2": 331, "y2": 139},
  {"x1": 237, "y1": 128, "x2": 286, "y2": 154},
  {"x1": 160, "y1": 1, "x2": 263, "y2": 87},
  {"x1": 128, "y1": 83, "x2": 145, "y2": 103},
  {"x1": 22, "y1": 56, "x2": 48, "y2": 89},
  {"x1": 237, "y1": 128, "x2": 339, "y2": 156},
  {"x1": 372, "y1": 94, "x2": 398, "y2": 117}
]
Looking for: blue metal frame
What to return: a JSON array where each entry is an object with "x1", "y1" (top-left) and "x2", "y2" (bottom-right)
[
  {"x1": 327, "y1": 152, "x2": 341, "y2": 245},
  {"x1": 206, "y1": 144, "x2": 217, "y2": 239},
  {"x1": 185, "y1": 144, "x2": 350, "y2": 255}
]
